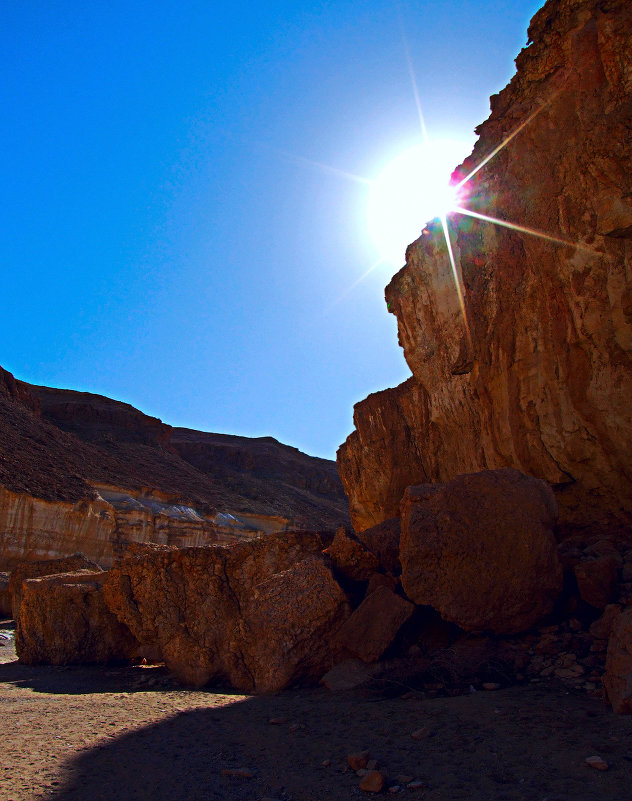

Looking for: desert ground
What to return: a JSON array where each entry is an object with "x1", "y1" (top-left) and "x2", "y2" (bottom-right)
[{"x1": 2, "y1": 621, "x2": 630, "y2": 801}]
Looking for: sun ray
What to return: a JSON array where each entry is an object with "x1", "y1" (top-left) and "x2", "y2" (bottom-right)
[
  {"x1": 454, "y1": 89, "x2": 562, "y2": 191},
  {"x1": 440, "y1": 215, "x2": 472, "y2": 349},
  {"x1": 275, "y1": 149, "x2": 373, "y2": 186},
  {"x1": 452, "y1": 206, "x2": 597, "y2": 254},
  {"x1": 395, "y1": 3, "x2": 429, "y2": 143},
  {"x1": 323, "y1": 257, "x2": 387, "y2": 315}
]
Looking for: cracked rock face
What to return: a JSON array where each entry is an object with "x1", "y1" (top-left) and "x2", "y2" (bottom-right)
[
  {"x1": 337, "y1": 0, "x2": 632, "y2": 537},
  {"x1": 102, "y1": 531, "x2": 350, "y2": 692}
]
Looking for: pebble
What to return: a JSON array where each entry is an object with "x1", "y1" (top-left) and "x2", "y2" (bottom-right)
[
  {"x1": 348, "y1": 750, "x2": 371, "y2": 771},
  {"x1": 411, "y1": 727, "x2": 430, "y2": 740},
  {"x1": 268, "y1": 717, "x2": 288, "y2": 725},
  {"x1": 359, "y1": 770, "x2": 386, "y2": 793},
  {"x1": 408, "y1": 780, "x2": 425, "y2": 789},
  {"x1": 221, "y1": 768, "x2": 254, "y2": 778},
  {"x1": 396, "y1": 775, "x2": 414, "y2": 785},
  {"x1": 482, "y1": 682, "x2": 501, "y2": 690},
  {"x1": 388, "y1": 785, "x2": 401, "y2": 794},
  {"x1": 585, "y1": 756, "x2": 609, "y2": 771},
  {"x1": 367, "y1": 759, "x2": 378, "y2": 770},
  {"x1": 321, "y1": 759, "x2": 331, "y2": 767}
]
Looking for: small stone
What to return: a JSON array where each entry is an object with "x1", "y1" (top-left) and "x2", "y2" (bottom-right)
[
  {"x1": 288, "y1": 723, "x2": 303, "y2": 732},
  {"x1": 321, "y1": 759, "x2": 331, "y2": 767},
  {"x1": 411, "y1": 727, "x2": 430, "y2": 740},
  {"x1": 221, "y1": 768, "x2": 254, "y2": 778},
  {"x1": 359, "y1": 771, "x2": 386, "y2": 793},
  {"x1": 408, "y1": 781, "x2": 425, "y2": 789},
  {"x1": 268, "y1": 717, "x2": 288, "y2": 725},
  {"x1": 388, "y1": 786, "x2": 401, "y2": 794},
  {"x1": 367, "y1": 759, "x2": 378, "y2": 770},
  {"x1": 348, "y1": 750, "x2": 371, "y2": 771},
  {"x1": 396, "y1": 776, "x2": 414, "y2": 785},
  {"x1": 482, "y1": 682, "x2": 501, "y2": 690},
  {"x1": 356, "y1": 769, "x2": 369, "y2": 777},
  {"x1": 585, "y1": 756, "x2": 609, "y2": 771}
]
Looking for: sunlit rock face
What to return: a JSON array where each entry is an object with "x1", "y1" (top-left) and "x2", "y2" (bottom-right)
[{"x1": 338, "y1": 0, "x2": 632, "y2": 537}]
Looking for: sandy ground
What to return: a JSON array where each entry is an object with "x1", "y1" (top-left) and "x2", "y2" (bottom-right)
[{"x1": 1, "y1": 622, "x2": 631, "y2": 801}]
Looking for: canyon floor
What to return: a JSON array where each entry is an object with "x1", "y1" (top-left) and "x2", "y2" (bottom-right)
[{"x1": 1, "y1": 622, "x2": 630, "y2": 801}]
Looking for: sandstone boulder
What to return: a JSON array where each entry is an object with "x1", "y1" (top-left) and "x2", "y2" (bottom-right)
[
  {"x1": 9, "y1": 553, "x2": 102, "y2": 619},
  {"x1": 103, "y1": 531, "x2": 350, "y2": 691},
  {"x1": 355, "y1": 518, "x2": 401, "y2": 576},
  {"x1": 326, "y1": 526, "x2": 379, "y2": 582},
  {"x1": 16, "y1": 570, "x2": 138, "y2": 665},
  {"x1": 603, "y1": 606, "x2": 632, "y2": 714},
  {"x1": 399, "y1": 469, "x2": 563, "y2": 634},
  {"x1": 336, "y1": 585, "x2": 414, "y2": 663}
]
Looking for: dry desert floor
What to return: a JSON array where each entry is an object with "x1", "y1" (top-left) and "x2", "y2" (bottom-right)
[{"x1": 1, "y1": 621, "x2": 631, "y2": 801}]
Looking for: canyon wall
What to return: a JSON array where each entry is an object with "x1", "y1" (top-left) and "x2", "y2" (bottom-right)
[
  {"x1": 338, "y1": 0, "x2": 632, "y2": 537},
  {"x1": 0, "y1": 366, "x2": 347, "y2": 570}
]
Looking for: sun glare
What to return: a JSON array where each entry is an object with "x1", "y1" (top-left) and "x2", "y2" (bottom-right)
[{"x1": 367, "y1": 139, "x2": 471, "y2": 267}]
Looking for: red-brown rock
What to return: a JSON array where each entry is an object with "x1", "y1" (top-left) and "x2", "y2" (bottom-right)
[
  {"x1": 15, "y1": 570, "x2": 138, "y2": 665},
  {"x1": 0, "y1": 572, "x2": 10, "y2": 618},
  {"x1": 399, "y1": 469, "x2": 563, "y2": 634},
  {"x1": 574, "y1": 556, "x2": 620, "y2": 609},
  {"x1": 337, "y1": 0, "x2": 632, "y2": 539},
  {"x1": 336, "y1": 585, "x2": 414, "y2": 662},
  {"x1": 355, "y1": 518, "x2": 401, "y2": 576},
  {"x1": 103, "y1": 531, "x2": 350, "y2": 691},
  {"x1": 326, "y1": 526, "x2": 379, "y2": 582},
  {"x1": 603, "y1": 606, "x2": 632, "y2": 714},
  {"x1": 9, "y1": 553, "x2": 102, "y2": 619}
]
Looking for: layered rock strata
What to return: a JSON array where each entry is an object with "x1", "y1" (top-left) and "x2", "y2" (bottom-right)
[
  {"x1": 338, "y1": 0, "x2": 632, "y2": 537},
  {"x1": 0, "y1": 365, "x2": 348, "y2": 570}
]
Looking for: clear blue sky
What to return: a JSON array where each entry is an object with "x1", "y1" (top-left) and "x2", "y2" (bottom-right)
[{"x1": 2, "y1": 0, "x2": 541, "y2": 459}]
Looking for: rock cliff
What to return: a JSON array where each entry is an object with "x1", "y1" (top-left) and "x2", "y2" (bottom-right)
[
  {"x1": 0, "y1": 366, "x2": 348, "y2": 570},
  {"x1": 338, "y1": 0, "x2": 632, "y2": 537}
]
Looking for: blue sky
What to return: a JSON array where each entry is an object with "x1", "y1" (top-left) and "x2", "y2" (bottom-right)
[{"x1": 2, "y1": 0, "x2": 541, "y2": 459}]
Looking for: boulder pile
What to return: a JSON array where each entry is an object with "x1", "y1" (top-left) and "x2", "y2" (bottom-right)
[{"x1": 8, "y1": 467, "x2": 631, "y2": 714}]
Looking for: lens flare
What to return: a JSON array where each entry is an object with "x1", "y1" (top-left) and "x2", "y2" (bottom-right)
[{"x1": 367, "y1": 139, "x2": 471, "y2": 267}]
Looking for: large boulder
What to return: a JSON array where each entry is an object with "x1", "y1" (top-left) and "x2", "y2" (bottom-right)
[
  {"x1": 0, "y1": 572, "x2": 10, "y2": 618},
  {"x1": 103, "y1": 531, "x2": 350, "y2": 691},
  {"x1": 16, "y1": 570, "x2": 138, "y2": 665},
  {"x1": 603, "y1": 606, "x2": 632, "y2": 714},
  {"x1": 399, "y1": 469, "x2": 563, "y2": 634},
  {"x1": 325, "y1": 526, "x2": 379, "y2": 582},
  {"x1": 336, "y1": 585, "x2": 414, "y2": 663},
  {"x1": 9, "y1": 553, "x2": 102, "y2": 619}
]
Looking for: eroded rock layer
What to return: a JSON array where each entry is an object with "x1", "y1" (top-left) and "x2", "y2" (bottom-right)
[
  {"x1": 0, "y1": 365, "x2": 349, "y2": 569},
  {"x1": 338, "y1": 0, "x2": 632, "y2": 537}
]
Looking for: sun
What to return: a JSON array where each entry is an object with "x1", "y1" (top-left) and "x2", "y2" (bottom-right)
[{"x1": 367, "y1": 139, "x2": 471, "y2": 267}]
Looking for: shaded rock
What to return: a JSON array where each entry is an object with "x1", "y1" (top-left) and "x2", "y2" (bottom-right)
[
  {"x1": 103, "y1": 531, "x2": 350, "y2": 692},
  {"x1": 326, "y1": 526, "x2": 379, "y2": 582},
  {"x1": 15, "y1": 570, "x2": 138, "y2": 665},
  {"x1": 320, "y1": 659, "x2": 380, "y2": 691},
  {"x1": 336, "y1": 585, "x2": 414, "y2": 663},
  {"x1": 574, "y1": 556, "x2": 619, "y2": 609},
  {"x1": 359, "y1": 771, "x2": 385, "y2": 793},
  {"x1": 0, "y1": 572, "x2": 10, "y2": 618},
  {"x1": 9, "y1": 553, "x2": 101, "y2": 619},
  {"x1": 355, "y1": 518, "x2": 401, "y2": 576},
  {"x1": 400, "y1": 469, "x2": 563, "y2": 633},
  {"x1": 348, "y1": 751, "x2": 371, "y2": 771},
  {"x1": 589, "y1": 604, "x2": 622, "y2": 641},
  {"x1": 603, "y1": 606, "x2": 632, "y2": 714},
  {"x1": 366, "y1": 573, "x2": 398, "y2": 597}
]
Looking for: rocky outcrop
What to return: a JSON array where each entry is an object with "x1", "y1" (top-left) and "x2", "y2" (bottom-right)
[
  {"x1": 338, "y1": 0, "x2": 632, "y2": 538},
  {"x1": 400, "y1": 470, "x2": 563, "y2": 634},
  {"x1": 0, "y1": 365, "x2": 349, "y2": 571},
  {"x1": 15, "y1": 570, "x2": 138, "y2": 665},
  {"x1": 8, "y1": 554, "x2": 102, "y2": 618},
  {"x1": 0, "y1": 572, "x2": 10, "y2": 618},
  {"x1": 603, "y1": 606, "x2": 632, "y2": 714},
  {"x1": 101, "y1": 531, "x2": 350, "y2": 691}
]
